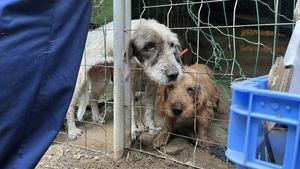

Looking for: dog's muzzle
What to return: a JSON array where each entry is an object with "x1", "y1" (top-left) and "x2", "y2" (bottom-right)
[
  {"x1": 172, "y1": 102, "x2": 183, "y2": 115},
  {"x1": 166, "y1": 66, "x2": 179, "y2": 81}
]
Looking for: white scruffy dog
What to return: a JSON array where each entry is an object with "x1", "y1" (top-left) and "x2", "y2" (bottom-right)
[
  {"x1": 124, "y1": 19, "x2": 183, "y2": 139},
  {"x1": 67, "y1": 19, "x2": 183, "y2": 140}
]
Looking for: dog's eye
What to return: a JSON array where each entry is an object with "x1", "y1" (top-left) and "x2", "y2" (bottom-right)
[
  {"x1": 187, "y1": 87, "x2": 194, "y2": 93},
  {"x1": 167, "y1": 84, "x2": 174, "y2": 91},
  {"x1": 169, "y1": 42, "x2": 175, "y2": 48},
  {"x1": 144, "y1": 42, "x2": 155, "y2": 51}
]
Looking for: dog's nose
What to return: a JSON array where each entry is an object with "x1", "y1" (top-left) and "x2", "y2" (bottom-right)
[
  {"x1": 166, "y1": 66, "x2": 179, "y2": 81},
  {"x1": 172, "y1": 102, "x2": 183, "y2": 115}
]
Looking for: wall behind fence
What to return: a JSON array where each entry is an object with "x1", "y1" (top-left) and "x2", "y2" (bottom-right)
[{"x1": 132, "y1": 0, "x2": 297, "y2": 81}]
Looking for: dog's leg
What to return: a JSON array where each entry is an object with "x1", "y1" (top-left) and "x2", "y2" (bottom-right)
[
  {"x1": 196, "y1": 118, "x2": 209, "y2": 148},
  {"x1": 196, "y1": 108, "x2": 212, "y2": 148},
  {"x1": 153, "y1": 116, "x2": 176, "y2": 149},
  {"x1": 89, "y1": 73, "x2": 108, "y2": 124},
  {"x1": 67, "y1": 65, "x2": 89, "y2": 140},
  {"x1": 131, "y1": 81, "x2": 139, "y2": 140},
  {"x1": 77, "y1": 82, "x2": 89, "y2": 121},
  {"x1": 144, "y1": 84, "x2": 162, "y2": 135},
  {"x1": 67, "y1": 100, "x2": 83, "y2": 140},
  {"x1": 131, "y1": 93, "x2": 139, "y2": 140}
]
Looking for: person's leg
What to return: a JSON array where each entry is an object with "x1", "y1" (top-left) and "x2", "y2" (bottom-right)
[{"x1": 0, "y1": 0, "x2": 92, "y2": 168}]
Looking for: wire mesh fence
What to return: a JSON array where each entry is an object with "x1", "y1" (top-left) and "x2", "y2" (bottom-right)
[
  {"x1": 49, "y1": 0, "x2": 298, "y2": 168},
  {"x1": 129, "y1": 0, "x2": 298, "y2": 168},
  {"x1": 53, "y1": 0, "x2": 114, "y2": 157}
]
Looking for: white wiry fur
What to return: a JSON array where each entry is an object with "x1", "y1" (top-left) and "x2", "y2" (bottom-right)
[
  {"x1": 67, "y1": 19, "x2": 183, "y2": 140},
  {"x1": 67, "y1": 20, "x2": 143, "y2": 140},
  {"x1": 125, "y1": 20, "x2": 183, "y2": 139}
]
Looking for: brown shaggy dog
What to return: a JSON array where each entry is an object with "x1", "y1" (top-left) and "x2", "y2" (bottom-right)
[{"x1": 153, "y1": 64, "x2": 225, "y2": 148}]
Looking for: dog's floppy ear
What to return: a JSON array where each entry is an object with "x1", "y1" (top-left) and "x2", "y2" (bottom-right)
[
  {"x1": 196, "y1": 82, "x2": 212, "y2": 117},
  {"x1": 193, "y1": 73, "x2": 206, "y2": 112},
  {"x1": 212, "y1": 83, "x2": 227, "y2": 114},
  {"x1": 123, "y1": 39, "x2": 135, "y2": 81},
  {"x1": 195, "y1": 83, "x2": 202, "y2": 107},
  {"x1": 157, "y1": 86, "x2": 168, "y2": 117},
  {"x1": 158, "y1": 86, "x2": 168, "y2": 108}
]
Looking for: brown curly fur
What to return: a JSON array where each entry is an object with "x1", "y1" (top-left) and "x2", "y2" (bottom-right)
[{"x1": 153, "y1": 64, "x2": 225, "y2": 148}]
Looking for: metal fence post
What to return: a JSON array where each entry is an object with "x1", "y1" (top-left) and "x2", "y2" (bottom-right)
[
  {"x1": 124, "y1": 0, "x2": 132, "y2": 148},
  {"x1": 113, "y1": 0, "x2": 125, "y2": 160}
]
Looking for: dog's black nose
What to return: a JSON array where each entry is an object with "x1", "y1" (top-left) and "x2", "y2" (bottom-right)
[
  {"x1": 167, "y1": 66, "x2": 179, "y2": 81},
  {"x1": 172, "y1": 102, "x2": 183, "y2": 115}
]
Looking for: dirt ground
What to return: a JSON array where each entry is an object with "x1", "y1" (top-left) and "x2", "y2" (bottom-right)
[
  {"x1": 37, "y1": 102, "x2": 234, "y2": 169},
  {"x1": 37, "y1": 143, "x2": 189, "y2": 169},
  {"x1": 37, "y1": 142, "x2": 232, "y2": 169}
]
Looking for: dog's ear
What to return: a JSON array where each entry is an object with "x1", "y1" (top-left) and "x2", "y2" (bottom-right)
[
  {"x1": 195, "y1": 85, "x2": 202, "y2": 106},
  {"x1": 159, "y1": 86, "x2": 168, "y2": 108},
  {"x1": 123, "y1": 40, "x2": 135, "y2": 81},
  {"x1": 157, "y1": 86, "x2": 168, "y2": 117},
  {"x1": 213, "y1": 84, "x2": 227, "y2": 114},
  {"x1": 194, "y1": 75, "x2": 205, "y2": 112},
  {"x1": 195, "y1": 84, "x2": 211, "y2": 116}
]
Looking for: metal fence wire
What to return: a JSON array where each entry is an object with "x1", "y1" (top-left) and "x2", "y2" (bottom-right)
[
  {"x1": 52, "y1": 0, "x2": 298, "y2": 169},
  {"x1": 54, "y1": 0, "x2": 114, "y2": 156}
]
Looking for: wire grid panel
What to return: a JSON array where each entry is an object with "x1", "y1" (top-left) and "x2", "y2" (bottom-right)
[
  {"x1": 129, "y1": 0, "x2": 298, "y2": 168},
  {"x1": 54, "y1": 0, "x2": 114, "y2": 156}
]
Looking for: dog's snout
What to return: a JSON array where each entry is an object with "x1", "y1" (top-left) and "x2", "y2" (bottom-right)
[
  {"x1": 167, "y1": 66, "x2": 179, "y2": 81},
  {"x1": 172, "y1": 102, "x2": 183, "y2": 115}
]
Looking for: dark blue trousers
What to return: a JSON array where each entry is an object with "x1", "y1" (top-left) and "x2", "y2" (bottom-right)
[{"x1": 0, "y1": 1, "x2": 92, "y2": 168}]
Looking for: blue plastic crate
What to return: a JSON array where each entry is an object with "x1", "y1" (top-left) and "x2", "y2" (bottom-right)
[{"x1": 226, "y1": 76, "x2": 300, "y2": 169}]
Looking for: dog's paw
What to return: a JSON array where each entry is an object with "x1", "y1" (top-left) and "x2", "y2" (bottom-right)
[
  {"x1": 199, "y1": 141, "x2": 209, "y2": 149},
  {"x1": 131, "y1": 126, "x2": 139, "y2": 140},
  {"x1": 196, "y1": 135, "x2": 209, "y2": 149},
  {"x1": 68, "y1": 128, "x2": 83, "y2": 140},
  {"x1": 92, "y1": 113, "x2": 106, "y2": 124},
  {"x1": 148, "y1": 126, "x2": 162, "y2": 135},
  {"x1": 153, "y1": 132, "x2": 168, "y2": 149}
]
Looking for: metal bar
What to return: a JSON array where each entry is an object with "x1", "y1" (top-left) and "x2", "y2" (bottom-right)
[
  {"x1": 196, "y1": 1, "x2": 204, "y2": 64},
  {"x1": 113, "y1": 0, "x2": 125, "y2": 160},
  {"x1": 166, "y1": 0, "x2": 173, "y2": 28},
  {"x1": 142, "y1": 0, "x2": 230, "y2": 9},
  {"x1": 253, "y1": 0, "x2": 260, "y2": 77},
  {"x1": 272, "y1": 0, "x2": 279, "y2": 64},
  {"x1": 124, "y1": 0, "x2": 132, "y2": 149},
  {"x1": 230, "y1": 0, "x2": 239, "y2": 82},
  {"x1": 169, "y1": 22, "x2": 295, "y2": 30},
  {"x1": 90, "y1": 22, "x2": 296, "y2": 31},
  {"x1": 140, "y1": 0, "x2": 146, "y2": 19}
]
